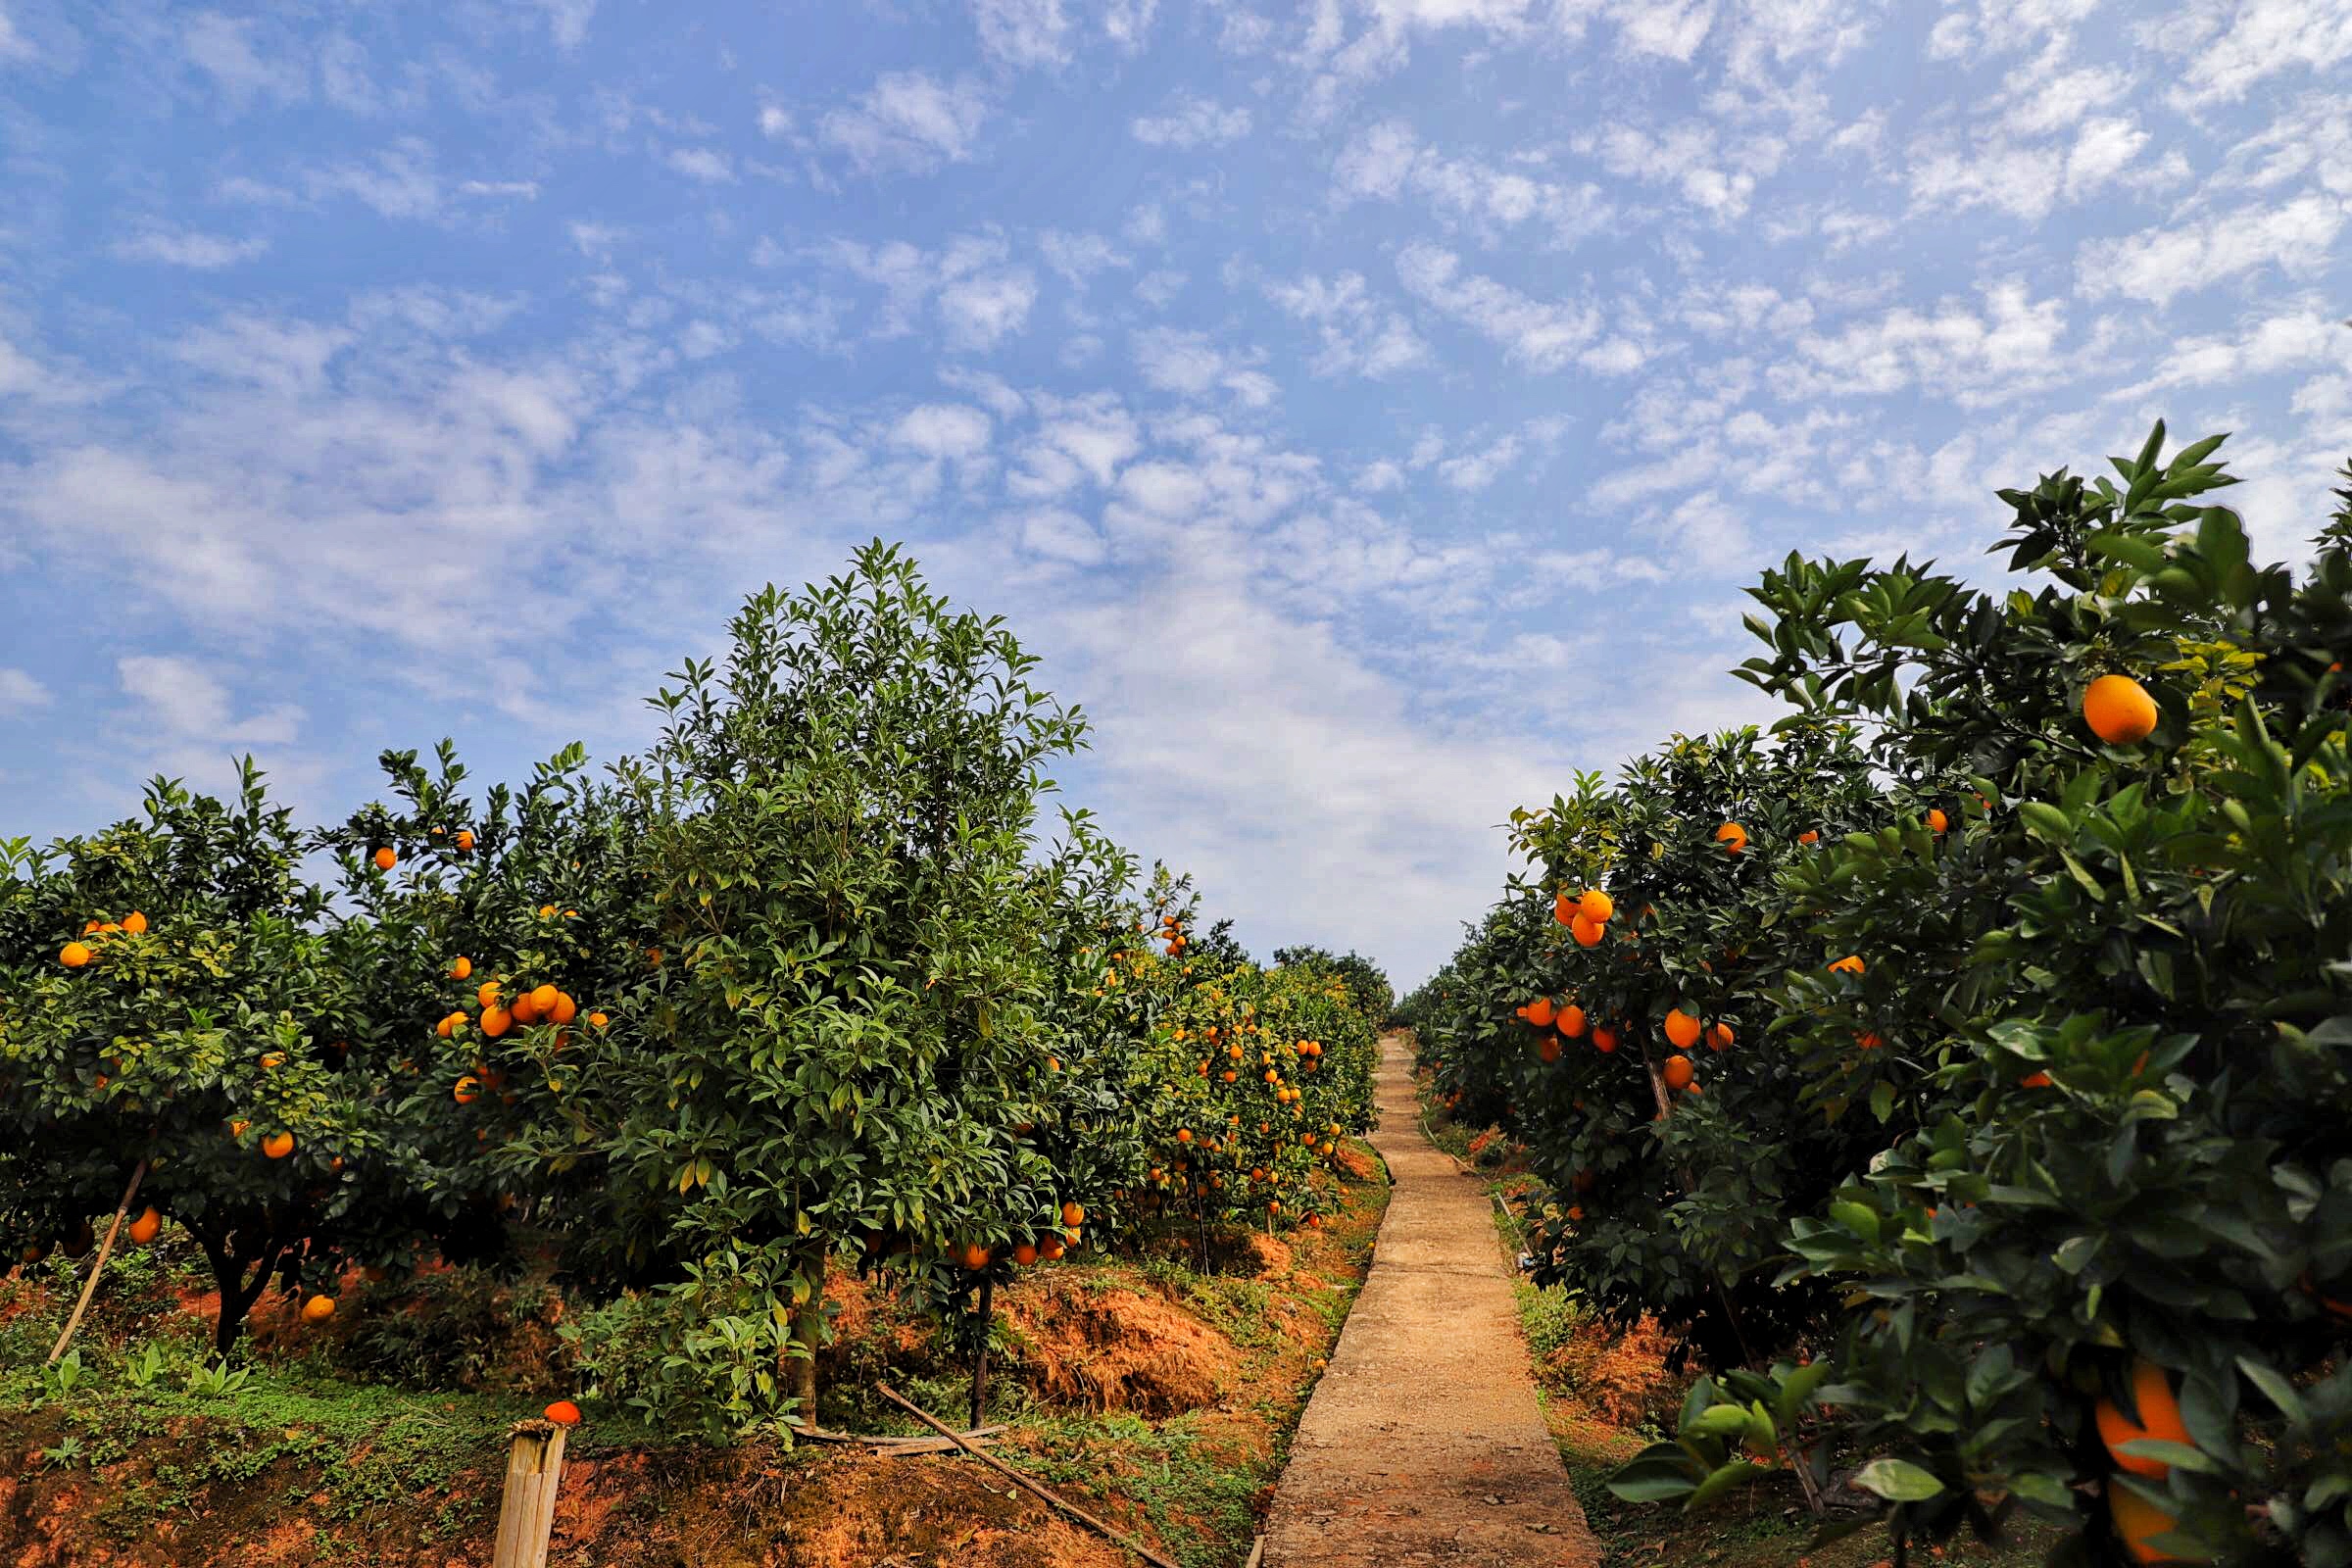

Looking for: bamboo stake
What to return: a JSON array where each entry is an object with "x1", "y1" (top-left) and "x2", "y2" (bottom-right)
[
  {"x1": 490, "y1": 1420, "x2": 567, "y2": 1568},
  {"x1": 48, "y1": 1160, "x2": 146, "y2": 1366},
  {"x1": 875, "y1": 1382, "x2": 1181, "y2": 1568}
]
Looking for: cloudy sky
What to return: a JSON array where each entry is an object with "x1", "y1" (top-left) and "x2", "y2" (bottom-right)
[{"x1": 0, "y1": 0, "x2": 2346, "y2": 984}]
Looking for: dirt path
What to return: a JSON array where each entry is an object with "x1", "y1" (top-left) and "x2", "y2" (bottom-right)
[{"x1": 1261, "y1": 1033, "x2": 1601, "y2": 1567}]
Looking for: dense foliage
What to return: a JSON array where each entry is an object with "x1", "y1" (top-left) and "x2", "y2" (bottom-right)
[
  {"x1": 1, "y1": 541, "x2": 1389, "y2": 1442},
  {"x1": 1404, "y1": 429, "x2": 2352, "y2": 1565}
]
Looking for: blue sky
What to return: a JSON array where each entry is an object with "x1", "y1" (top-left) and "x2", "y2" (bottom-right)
[{"x1": 1, "y1": 0, "x2": 2347, "y2": 984}]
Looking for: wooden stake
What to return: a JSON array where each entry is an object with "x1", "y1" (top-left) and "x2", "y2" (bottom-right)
[
  {"x1": 875, "y1": 1382, "x2": 1181, "y2": 1568},
  {"x1": 490, "y1": 1420, "x2": 567, "y2": 1568},
  {"x1": 970, "y1": 1274, "x2": 995, "y2": 1430},
  {"x1": 48, "y1": 1160, "x2": 146, "y2": 1366}
]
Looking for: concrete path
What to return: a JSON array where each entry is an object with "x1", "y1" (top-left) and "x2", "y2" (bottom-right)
[{"x1": 1260, "y1": 1034, "x2": 1602, "y2": 1567}]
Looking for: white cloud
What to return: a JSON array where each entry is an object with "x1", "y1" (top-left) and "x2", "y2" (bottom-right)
[
  {"x1": 2159, "y1": 0, "x2": 2352, "y2": 108},
  {"x1": 1334, "y1": 120, "x2": 1613, "y2": 245},
  {"x1": 181, "y1": 11, "x2": 307, "y2": 110},
  {"x1": 1780, "y1": 279, "x2": 2073, "y2": 407},
  {"x1": 0, "y1": 668, "x2": 49, "y2": 716},
  {"x1": 758, "y1": 103, "x2": 792, "y2": 138},
  {"x1": 1437, "y1": 433, "x2": 1521, "y2": 490},
  {"x1": 819, "y1": 72, "x2": 990, "y2": 174},
  {"x1": 1017, "y1": 508, "x2": 1109, "y2": 564},
  {"x1": 1263, "y1": 270, "x2": 1431, "y2": 378},
  {"x1": 113, "y1": 226, "x2": 269, "y2": 269},
  {"x1": 307, "y1": 137, "x2": 442, "y2": 220},
  {"x1": 1040, "y1": 230, "x2": 1128, "y2": 286},
  {"x1": 1131, "y1": 94, "x2": 1253, "y2": 148},
  {"x1": 1584, "y1": 121, "x2": 1768, "y2": 220},
  {"x1": 536, "y1": 0, "x2": 596, "y2": 50},
  {"x1": 1394, "y1": 244, "x2": 1598, "y2": 371},
  {"x1": 938, "y1": 267, "x2": 1037, "y2": 350},
  {"x1": 666, "y1": 147, "x2": 734, "y2": 183},
  {"x1": 118, "y1": 655, "x2": 302, "y2": 745},
  {"x1": 891, "y1": 402, "x2": 994, "y2": 460},
  {"x1": 2107, "y1": 307, "x2": 2349, "y2": 398},
  {"x1": 1133, "y1": 327, "x2": 1280, "y2": 405},
  {"x1": 2078, "y1": 194, "x2": 2347, "y2": 306},
  {"x1": 975, "y1": 0, "x2": 1071, "y2": 66}
]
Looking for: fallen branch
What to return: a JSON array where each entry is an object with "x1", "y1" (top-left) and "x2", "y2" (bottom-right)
[
  {"x1": 873, "y1": 1382, "x2": 1180, "y2": 1568},
  {"x1": 48, "y1": 1160, "x2": 147, "y2": 1366}
]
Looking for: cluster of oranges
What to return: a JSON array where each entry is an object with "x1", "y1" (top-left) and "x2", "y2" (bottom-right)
[
  {"x1": 426, "y1": 964, "x2": 609, "y2": 1106},
  {"x1": 1157, "y1": 909, "x2": 1189, "y2": 957},
  {"x1": 57, "y1": 909, "x2": 149, "y2": 968},
  {"x1": 956, "y1": 1201, "x2": 1086, "y2": 1271},
  {"x1": 1551, "y1": 887, "x2": 1615, "y2": 948}
]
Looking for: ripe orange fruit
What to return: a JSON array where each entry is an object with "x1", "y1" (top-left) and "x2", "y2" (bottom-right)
[
  {"x1": 544, "y1": 1399, "x2": 582, "y2": 1425},
  {"x1": 1579, "y1": 889, "x2": 1614, "y2": 923},
  {"x1": 2021, "y1": 1070, "x2": 2053, "y2": 1088},
  {"x1": 1797, "y1": 830, "x2": 1819, "y2": 846},
  {"x1": 2096, "y1": 1360, "x2": 2190, "y2": 1478},
  {"x1": 511, "y1": 992, "x2": 541, "y2": 1025},
  {"x1": 1570, "y1": 913, "x2": 1604, "y2": 948},
  {"x1": 122, "y1": 910, "x2": 148, "y2": 935},
  {"x1": 1539, "y1": 1037, "x2": 1561, "y2": 1063},
  {"x1": 480, "y1": 1006, "x2": 512, "y2": 1039},
  {"x1": 1662, "y1": 1054, "x2": 1694, "y2": 1091},
  {"x1": 1592, "y1": 1026, "x2": 1618, "y2": 1054},
  {"x1": 1527, "y1": 997, "x2": 1555, "y2": 1028},
  {"x1": 589, "y1": 1010, "x2": 610, "y2": 1029},
  {"x1": 1556, "y1": 1004, "x2": 1587, "y2": 1038},
  {"x1": 436, "y1": 1013, "x2": 458, "y2": 1039},
  {"x1": 1567, "y1": 1204, "x2": 1586, "y2": 1222},
  {"x1": 262, "y1": 1131, "x2": 295, "y2": 1159},
  {"x1": 476, "y1": 981, "x2": 502, "y2": 1010},
  {"x1": 373, "y1": 847, "x2": 397, "y2": 871},
  {"x1": 260, "y1": 1053, "x2": 284, "y2": 1070},
  {"x1": 959, "y1": 1243, "x2": 991, "y2": 1272},
  {"x1": 451, "y1": 956, "x2": 472, "y2": 980},
  {"x1": 1927, "y1": 808, "x2": 1949, "y2": 834},
  {"x1": 454, "y1": 1075, "x2": 481, "y2": 1105},
  {"x1": 2108, "y1": 1483, "x2": 2183, "y2": 1565},
  {"x1": 301, "y1": 1294, "x2": 336, "y2": 1324},
  {"x1": 1010, "y1": 1241, "x2": 1039, "y2": 1267},
  {"x1": 60, "y1": 942, "x2": 91, "y2": 968},
  {"x1": 1040, "y1": 1234, "x2": 1065, "y2": 1261},
  {"x1": 2084, "y1": 674, "x2": 2159, "y2": 746},
  {"x1": 1857, "y1": 1031, "x2": 1886, "y2": 1050},
  {"x1": 1177, "y1": 1128, "x2": 1194, "y2": 1143},
  {"x1": 1061, "y1": 1200, "x2": 1085, "y2": 1227},
  {"x1": 1552, "y1": 891, "x2": 1577, "y2": 925},
  {"x1": 1664, "y1": 1008, "x2": 1702, "y2": 1050},
  {"x1": 530, "y1": 984, "x2": 559, "y2": 1015},
  {"x1": 1716, "y1": 821, "x2": 1747, "y2": 854},
  {"x1": 1708, "y1": 1022, "x2": 1734, "y2": 1052},
  {"x1": 1830, "y1": 955, "x2": 1865, "y2": 976},
  {"x1": 127, "y1": 1207, "x2": 161, "y2": 1246},
  {"x1": 551, "y1": 992, "x2": 578, "y2": 1026},
  {"x1": 230, "y1": 1118, "x2": 249, "y2": 1139},
  {"x1": 455, "y1": 829, "x2": 476, "y2": 853}
]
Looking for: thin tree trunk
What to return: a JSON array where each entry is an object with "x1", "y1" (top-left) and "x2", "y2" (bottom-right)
[
  {"x1": 47, "y1": 1160, "x2": 146, "y2": 1365},
  {"x1": 786, "y1": 1250, "x2": 825, "y2": 1429},
  {"x1": 969, "y1": 1275, "x2": 994, "y2": 1429}
]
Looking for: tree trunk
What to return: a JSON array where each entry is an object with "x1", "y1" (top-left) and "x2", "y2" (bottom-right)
[
  {"x1": 199, "y1": 1230, "x2": 282, "y2": 1359},
  {"x1": 786, "y1": 1249, "x2": 825, "y2": 1428},
  {"x1": 969, "y1": 1275, "x2": 994, "y2": 1429}
]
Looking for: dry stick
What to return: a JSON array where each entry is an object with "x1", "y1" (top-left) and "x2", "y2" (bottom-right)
[
  {"x1": 48, "y1": 1159, "x2": 147, "y2": 1366},
  {"x1": 874, "y1": 1382, "x2": 1181, "y2": 1568}
]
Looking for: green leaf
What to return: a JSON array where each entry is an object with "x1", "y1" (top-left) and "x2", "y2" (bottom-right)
[{"x1": 1849, "y1": 1458, "x2": 1945, "y2": 1501}]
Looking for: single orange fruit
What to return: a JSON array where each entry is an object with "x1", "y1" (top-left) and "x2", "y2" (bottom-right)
[
  {"x1": 1040, "y1": 1234, "x2": 1065, "y2": 1261},
  {"x1": 1664, "y1": 1008, "x2": 1702, "y2": 1050},
  {"x1": 455, "y1": 829, "x2": 475, "y2": 852},
  {"x1": 455, "y1": 1074, "x2": 481, "y2": 1104},
  {"x1": 301, "y1": 1294, "x2": 336, "y2": 1324},
  {"x1": 1579, "y1": 889, "x2": 1614, "y2": 923},
  {"x1": 1012, "y1": 1242, "x2": 1039, "y2": 1266},
  {"x1": 260, "y1": 1053, "x2": 284, "y2": 1070},
  {"x1": 229, "y1": 1118, "x2": 249, "y2": 1139},
  {"x1": 60, "y1": 942, "x2": 92, "y2": 968},
  {"x1": 451, "y1": 956, "x2": 472, "y2": 980},
  {"x1": 480, "y1": 1006, "x2": 512, "y2": 1039},
  {"x1": 1592, "y1": 1026, "x2": 1618, "y2": 1054},
  {"x1": 262, "y1": 1131, "x2": 295, "y2": 1159},
  {"x1": 1707, "y1": 1021, "x2": 1734, "y2": 1052},
  {"x1": 2096, "y1": 1360, "x2": 2190, "y2": 1478},
  {"x1": 544, "y1": 1398, "x2": 582, "y2": 1425},
  {"x1": 551, "y1": 993, "x2": 578, "y2": 1025},
  {"x1": 588, "y1": 1010, "x2": 610, "y2": 1029},
  {"x1": 1571, "y1": 913, "x2": 1604, "y2": 948},
  {"x1": 1527, "y1": 996, "x2": 1555, "y2": 1028},
  {"x1": 1857, "y1": 1031, "x2": 1886, "y2": 1050},
  {"x1": 1555, "y1": 1004, "x2": 1588, "y2": 1038},
  {"x1": 1797, "y1": 830, "x2": 1819, "y2": 845},
  {"x1": 959, "y1": 1243, "x2": 991, "y2": 1272},
  {"x1": 1830, "y1": 955, "x2": 1865, "y2": 976},
  {"x1": 436, "y1": 1013, "x2": 458, "y2": 1039},
  {"x1": 2021, "y1": 1070, "x2": 2053, "y2": 1088},
  {"x1": 1716, "y1": 821, "x2": 1747, "y2": 854},
  {"x1": 2108, "y1": 1484, "x2": 2183, "y2": 1565},
  {"x1": 1927, "y1": 808, "x2": 1949, "y2": 834},
  {"x1": 1061, "y1": 1200, "x2": 1085, "y2": 1227},
  {"x1": 1539, "y1": 1036, "x2": 1562, "y2": 1063},
  {"x1": 121, "y1": 910, "x2": 148, "y2": 935},
  {"x1": 373, "y1": 847, "x2": 397, "y2": 871},
  {"x1": 1662, "y1": 1054, "x2": 1694, "y2": 1091},
  {"x1": 1552, "y1": 891, "x2": 1577, "y2": 925},
  {"x1": 476, "y1": 981, "x2": 502, "y2": 1010},
  {"x1": 127, "y1": 1207, "x2": 162, "y2": 1246},
  {"x1": 1567, "y1": 1204, "x2": 1586, "y2": 1222},
  {"x1": 511, "y1": 992, "x2": 541, "y2": 1025},
  {"x1": 2084, "y1": 674, "x2": 2159, "y2": 746},
  {"x1": 1177, "y1": 1128, "x2": 1194, "y2": 1143},
  {"x1": 527, "y1": 983, "x2": 557, "y2": 1015}
]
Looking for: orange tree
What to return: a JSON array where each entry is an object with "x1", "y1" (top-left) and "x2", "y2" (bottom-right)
[
  {"x1": 500, "y1": 543, "x2": 1142, "y2": 1439},
  {"x1": 1406, "y1": 720, "x2": 1888, "y2": 1368},
  {"x1": 0, "y1": 763, "x2": 500, "y2": 1354}
]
